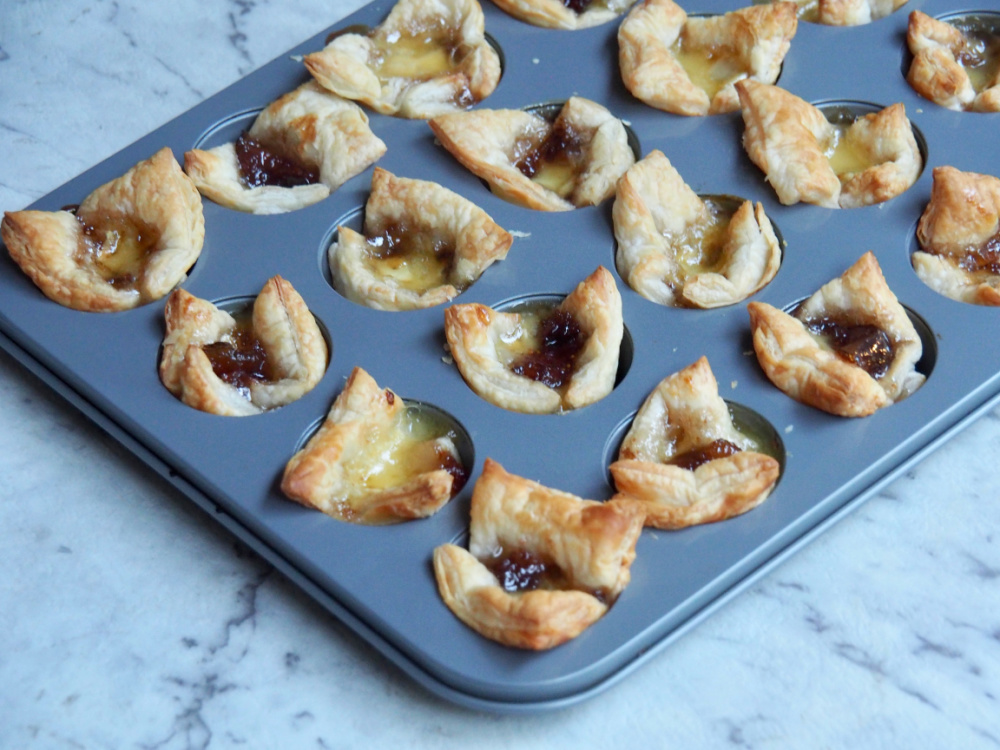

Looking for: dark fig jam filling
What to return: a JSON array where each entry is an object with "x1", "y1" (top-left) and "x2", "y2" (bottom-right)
[
  {"x1": 804, "y1": 316, "x2": 895, "y2": 379},
  {"x1": 515, "y1": 119, "x2": 584, "y2": 198},
  {"x1": 668, "y1": 438, "x2": 742, "y2": 471},
  {"x1": 561, "y1": 0, "x2": 594, "y2": 14},
  {"x1": 958, "y1": 231, "x2": 1000, "y2": 274},
  {"x1": 363, "y1": 220, "x2": 456, "y2": 291},
  {"x1": 436, "y1": 444, "x2": 469, "y2": 497},
  {"x1": 484, "y1": 548, "x2": 606, "y2": 603},
  {"x1": 510, "y1": 308, "x2": 586, "y2": 389},
  {"x1": 202, "y1": 313, "x2": 275, "y2": 398},
  {"x1": 235, "y1": 132, "x2": 319, "y2": 189}
]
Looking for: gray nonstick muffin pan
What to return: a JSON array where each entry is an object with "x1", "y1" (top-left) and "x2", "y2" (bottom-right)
[{"x1": 1, "y1": 0, "x2": 998, "y2": 713}]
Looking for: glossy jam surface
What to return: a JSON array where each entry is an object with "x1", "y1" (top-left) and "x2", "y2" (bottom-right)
[
  {"x1": 823, "y1": 122, "x2": 875, "y2": 180},
  {"x1": 515, "y1": 120, "x2": 583, "y2": 198},
  {"x1": 76, "y1": 212, "x2": 158, "y2": 290},
  {"x1": 362, "y1": 221, "x2": 456, "y2": 291},
  {"x1": 235, "y1": 132, "x2": 319, "y2": 189},
  {"x1": 668, "y1": 438, "x2": 743, "y2": 471},
  {"x1": 954, "y1": 21, "x2": 1000, "y2": 93},
  {"x1": 202, "y1": 311, "x2": 274, "y2": 398},
  {"x1": 804, "y1": 316, "x2": 894, "y2": 378},
  {"x1": 374, "y1": 30, "x2": 460, "y2": 80},
  {"x1": 958, "y1": 231, "x2": 1000, "y2": 275},
  {"x1": 501, "y1": 303, "x2": 586, "y2": 389}
]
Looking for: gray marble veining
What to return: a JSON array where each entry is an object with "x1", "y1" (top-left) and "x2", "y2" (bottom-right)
[{"x1": 1, "y1": 1, "x2": 999, "y2": 747}]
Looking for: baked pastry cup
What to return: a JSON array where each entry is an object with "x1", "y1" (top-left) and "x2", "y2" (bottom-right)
[
  {"x1": 281, "y1": 366, "x2": 468, "y2": 524},
  {"x1": 183, "y1": 81, "x2": 387, "y2": 215},
  {"x1": 444, "y1": 266, "x2": 624, "y2": 414},
  {"x1": 303, "y1": 0, "x2": 501, "y2": 118},
  {"x1": 787, "y1": 0, "x2": 907, "y2": 26},
  {"x1": 329, "y1": 167, "x2": 513, "y2": 310},
  {"x1": 159, "y1": 276, "x2": 328, "y2": 416},
  {"x1": 610, "y1": 357, "x2": 780, "y2": 529},
  {"x1": 433, "y1": 458, "x2": 646, "y2": 650},
  {"x1": 747, "y1": 252, "x2": 925, "y2": 417},
  {"x1": 736, "y1": 81, "x2": 922, "y2": 209},
  {"x1": 906, "y1": 11, "x2": 1000, "y2": 113},
  {"x1": 1, "y1": 148, "x2": 204, "y2": 312},
  {"x1": 429, "y1": 97, "x2": 636, "y2": 211},
  {"x1": 618, "y1": 0, "x2": 798, "y2": 116},
  {"x1": 912, "y1": 166, "x2": 1000, "y2": 306},
  {"x1": 489, "y1": 0, "x2": 636, "y2": 30},
  {"x1": 613, "y1": 150, "x2": 781, "y2": 308}
]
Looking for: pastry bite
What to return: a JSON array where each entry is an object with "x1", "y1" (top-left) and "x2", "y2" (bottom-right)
[
  {"x1": 906, "y1": 11, "x2": 1000, "y2": 113},
  {"x1": 159, "y1": 276, "x2": 328, "y2": 416},
  {"x1": 912, "y1": 166, "x2": 1000, "y2": 306},
  {"x1": 784, "y1": 0, "x2": 906, "y2": 26},
  {"x1": 444, "y1": 266, "x2": 624, "y2": 414},
  {"x1": 613, "y1": 150, "x2": 781, "y2": 308},
  {"x1": 610, "y1": 357, "x2": 780, "y2": 529},
  {"x1": 433, "y1": 458, "x2": 646, "y2": 650},
  {"x1": 183, "y1": 81, "x2": 387, "y2": 214},
  {"x1": 1, "y1": 148, "x2": 203, "y2": 312},
  {"x1": 329, "y1": 167, "x2": 513, "y2": 310},
  {"x1": 281, "y1": 366, "x2": 468, "y2": 524},
  {"x1": 747, "y1": 252, "x2": 925, "y2": 417},
  {"x1": 489, "y1": 0, "x2": 636, "y2": 30},
  {"x1": 303, "y1": 0, "x2": 501, "y2": 119},
  {"x1": 429, "y1": 97, "x2": 636, "y2": 211},
  {"x1": 736, "y1": 80, "x2": 922, "y2": 208},
  {"x1": 618, "y1": 0, "x2": 798, "y2": 116}
]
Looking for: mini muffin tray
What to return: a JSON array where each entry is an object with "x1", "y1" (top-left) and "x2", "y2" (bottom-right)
[{"x1": 2, "y1": 0, "x2": 999, "y2": 713}]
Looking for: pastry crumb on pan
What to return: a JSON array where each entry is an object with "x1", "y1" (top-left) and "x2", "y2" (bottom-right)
[
  {"x1": 2, "y1": 147, "x2": 204, "y2": 312},
  {"x1": 433, "y1": 458, "x2": 645, "y2": 650}
]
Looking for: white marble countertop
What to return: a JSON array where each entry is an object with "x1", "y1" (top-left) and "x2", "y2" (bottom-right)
[{"x1": 2, "y1": 1, "x2": 1000, "y2": 747}]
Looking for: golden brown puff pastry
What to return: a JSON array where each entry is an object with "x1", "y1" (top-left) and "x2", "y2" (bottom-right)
[
  {"x1": 432, "y1": 458, "x2": 646, "y2": 650},
  {"x1": 183, "y1": 81, "x2": 387, "y2": 215},
  {"x1": 613, "y1": 150, "x2": 781, "y2": 308},
  {"x1": 747, "y1": 252, "x2": 924, "y2": 417},
  {"x1": 159, "y1": 276, "x2": 328, "y2": 416},
  {"x1": 788, "y1": 0, "x2": 906, "y2": 26},
  {"x1": 444, "y1": 266, "x2": 623, "y2": 414},
  {"x1": 1, "y1": 148, "x2": 203, "y2": 312},
  {"x1": 618, "y1": 0, "x2": 797, "y2": 117},
  {"x1": 429, "y1": 96, "x2": 636, "y2": 211},
  {"x1": 329, "y1": 167, "x2": 512, "y2": 310},
  {"x1": 736, "y1": 80, "x2": 921, "y2": 209},
  {"x1": 609, "y1": 356, "x2": 780, "y2": 529},
  {"x1": 912, "y1": 166, "x2": 1000, "y2": 306},
  {"x1": 281, "y1": 366, "x2": 467, "y2": 524},
  {"x1": 906, "y1": 11, "x2": 1000, "y2": 113},
  {"x1": 303, "y1": 0, "x2": 500, "y2": 119},
  {"x1": 490, "y1": 0, "x2": 636, "y2": 30}
]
